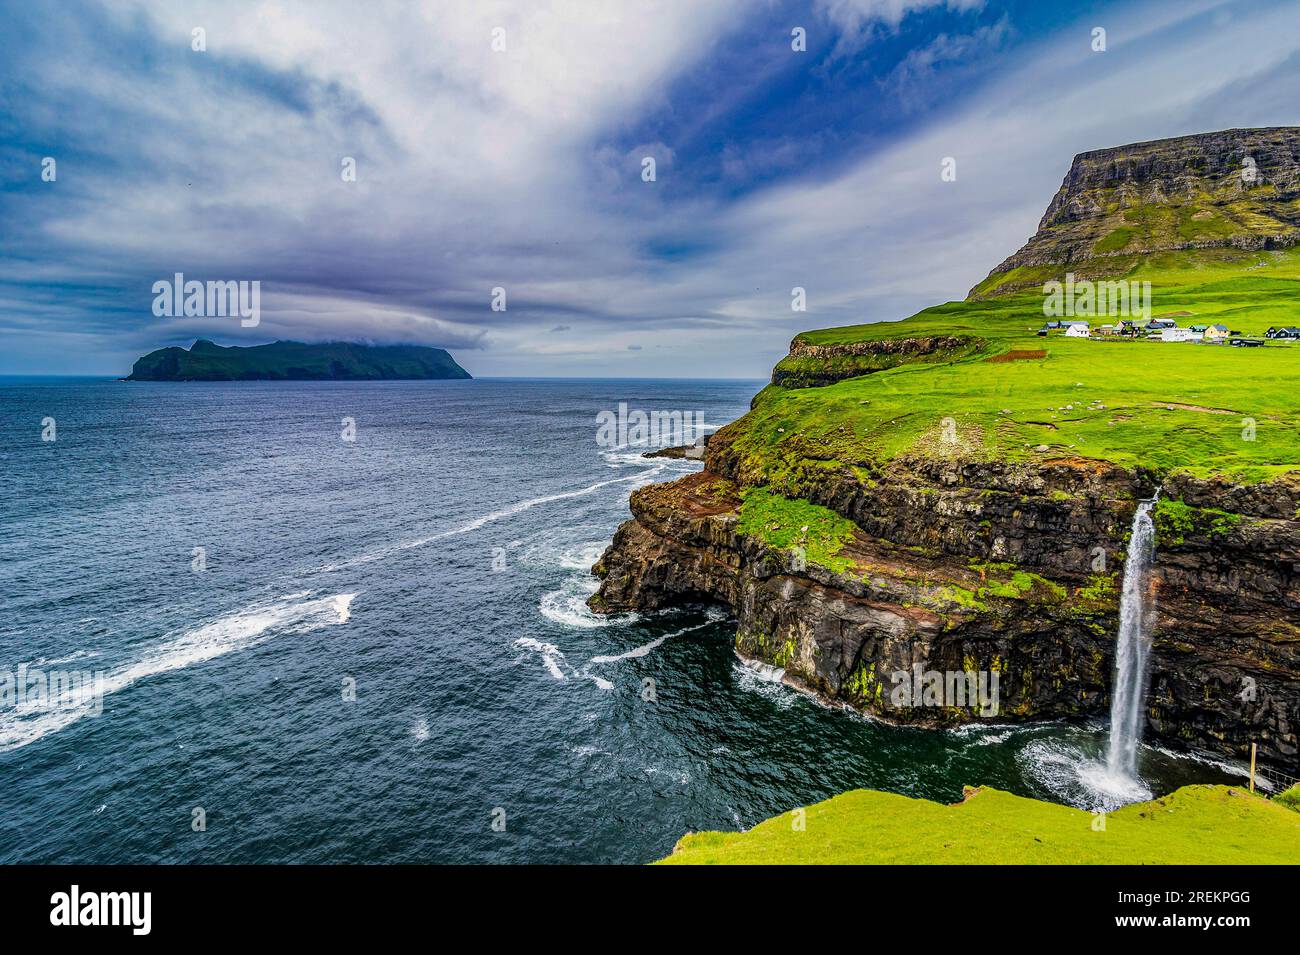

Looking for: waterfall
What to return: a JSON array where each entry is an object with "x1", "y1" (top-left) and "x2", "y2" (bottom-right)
[{"x1": 1105, "y1": 495, "x2": 1159, "y2": 782}]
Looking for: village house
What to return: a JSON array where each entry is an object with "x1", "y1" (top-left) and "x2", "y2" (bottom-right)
[
  {"x1": 1265, "y1": 326, "x2": 1300, "y2": 340},
  {"x1": 1161, "y1": 327, "x2": 1196, "y2": 342},
  {"x1": 1065, "y1": 322, "x2": 1091, "y2": 338},
  {"x1": 1204, "y1": 324, "x2": 1230, "y2": 342}
]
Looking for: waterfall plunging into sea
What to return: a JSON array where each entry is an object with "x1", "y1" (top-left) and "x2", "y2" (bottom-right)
[{"x1": 1104, "y1": 494, "x2": 1159, "y2": 785}]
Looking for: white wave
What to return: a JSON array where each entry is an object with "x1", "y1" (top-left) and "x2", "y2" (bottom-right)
[
  {"x1": 514, "y1": 637, "x2": 567, "y2": 680},
  {"x1": 732, "y1": 658, "x2": 795, "y2": 708},
  {"x1": 1148, "y1": 743, "x2": 1254, "y2": 783},
  {"x1": 410, "y1": 718, "x2": 430, "y2": 743},
  {"x1": 588, "y1": 619, "x2": 713, "y2": 665},
  {"x1": 557, "y1": 542, "x2": 608, "y2": 571},
  {"x1": 319, "y1": 467, "x2": 668, "y2": 572},
  {"x1": 0, "y1": 592, "x2": 356, "y2": 753},
  {"x1": 643, "y1": 764, "x2": 691, "y2": 786},
  {"x1": 539, "y1": 576, "x2": 637, "y2": 630},
  {"x1": 944, "y1": 721, "x2": 1024, "y2": 739},
  {"x1": 969, "y1": 729, "x2": 1016, "y2": 746},
  {"x1": 28, "y1": 649, "x2": 102, "y2": 668}
]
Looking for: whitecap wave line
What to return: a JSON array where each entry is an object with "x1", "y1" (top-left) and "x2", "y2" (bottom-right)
[
  {"x1": 318, "y1": 466, "x2": 668, "y2": 573},
  {"x1": 513, "y1": 638, "x2": 614, "y2": 691},
  {"x1": 588, "y1": 619, "x2": 713, "y2": 665},
  {"x1": 514, "y1": 637, "x2": 568, "y2": 681},
  {"x1": 0, "y1": 592, "x2": 356, "y2": 753},
  {"x1": 944, "y1": 721, "x2": 1026, "y2": 739},
  {"x1": 1148, "y1": 743, "x2": 1254, "y2": 783},
  {"x1": 28, "y1": 649, "x2": 102, "y2": 668}
]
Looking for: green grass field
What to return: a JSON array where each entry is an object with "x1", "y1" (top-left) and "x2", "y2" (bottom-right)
[
  {"x1": 743, "y1": 249, "x2": 1300, "y2": 485},
  {"x1": 659, "y1": 784, "x2": 1300, "y2": 864}
]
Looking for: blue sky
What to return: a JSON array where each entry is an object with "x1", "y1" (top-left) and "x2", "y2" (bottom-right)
[{"x1": 2, "y1": 0, "x2": 1299, "y2": 376}]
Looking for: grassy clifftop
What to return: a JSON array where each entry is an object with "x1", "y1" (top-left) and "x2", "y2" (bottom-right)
[
  {"x1": 750, "y1": 250, "x2": 1300, "y2": 485},
  {"x1": 755, "y1": 129, "x2": 1300, "y2": 485},
  {"x1": 660, "y1": 784, "x2": 1300, "y2": 864}
]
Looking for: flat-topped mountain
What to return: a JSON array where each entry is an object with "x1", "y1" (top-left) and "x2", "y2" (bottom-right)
[
  {"x1": 974, "y1": 126, "x2": 1300, "y2": 297},
  {"x1": 125, "y1": 339, "x2": 471, "y2": 381}
]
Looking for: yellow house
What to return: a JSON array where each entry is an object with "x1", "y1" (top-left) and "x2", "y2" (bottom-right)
[{"x1": 1204, "y1": 324, "x2": 1230, "y2": 341}]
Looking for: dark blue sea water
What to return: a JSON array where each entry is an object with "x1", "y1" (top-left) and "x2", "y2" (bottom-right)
[{"x1": 0, "y1": 377, "x2": 1244, "y2": 863}]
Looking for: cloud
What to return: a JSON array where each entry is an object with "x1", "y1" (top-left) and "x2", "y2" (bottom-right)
[{"x1": 4, "y1": 0, "x2": 1300, "y2": 378}]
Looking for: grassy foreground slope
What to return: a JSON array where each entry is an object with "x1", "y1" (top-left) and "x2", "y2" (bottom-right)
[
  {"x1": 659, "y1": 785, "x2": 1300, "y2": 865},
  {"x1": 746, "y1": 250, "x2": 1300, "y2": 486}
]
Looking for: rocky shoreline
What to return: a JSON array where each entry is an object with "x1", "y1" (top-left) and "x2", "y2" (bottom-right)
[{"x1": 589, "y1": 422, "x2": 1300, "y2": 772}]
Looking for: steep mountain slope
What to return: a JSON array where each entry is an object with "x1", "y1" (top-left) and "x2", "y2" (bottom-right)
[{"x1": 973, "y1": 126, "x2": 1300, "y2": 297}]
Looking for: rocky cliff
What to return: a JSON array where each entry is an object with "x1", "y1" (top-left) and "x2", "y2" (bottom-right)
[{"x1": 591, "y1": 433, "x2": 1300, "y2": 771}]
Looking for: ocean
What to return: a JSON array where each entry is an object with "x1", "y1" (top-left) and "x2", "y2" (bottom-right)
[{"x1": 0, "y1": 377, "x2": 1244, "y2": 863}]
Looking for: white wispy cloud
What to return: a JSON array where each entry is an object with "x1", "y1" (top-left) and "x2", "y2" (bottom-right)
[{"x1": 4, "y1": 0, "x2": 1299, "y2": 376}]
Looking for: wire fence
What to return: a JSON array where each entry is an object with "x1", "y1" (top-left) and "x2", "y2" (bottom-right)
[{"x1": 1250, "y1": 745, "x2": 1299, "y2": 794}]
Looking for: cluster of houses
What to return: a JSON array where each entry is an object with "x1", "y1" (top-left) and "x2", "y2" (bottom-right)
[{"x1": 1037, "y1": 318, "x2": 1297, "y2": 347}]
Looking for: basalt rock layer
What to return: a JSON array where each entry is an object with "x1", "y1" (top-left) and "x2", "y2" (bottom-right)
[{"x1": 591, "y1": 443, "x2": 1300, "y2": 772}]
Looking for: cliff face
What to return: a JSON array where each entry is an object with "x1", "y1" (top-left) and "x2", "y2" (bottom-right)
[
  {"x1": 975, "y1": 127, "x2": 1300, "y2": 296},
  {"x1": 591, "y1": 439, "x2": 1300, "y2": 771}
]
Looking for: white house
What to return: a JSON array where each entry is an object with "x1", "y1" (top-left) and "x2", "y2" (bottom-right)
[
  {"x1": 1064, "y1": 323, "x2": 1090, "y2": 338},
  {"x1": 1161, "y1": 327, "x2": 1195, "y2": 342}
]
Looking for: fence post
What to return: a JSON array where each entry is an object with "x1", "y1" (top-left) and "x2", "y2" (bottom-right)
[{"x1": 1249, "y1": 742, "x2": 1257, "y2": 794}]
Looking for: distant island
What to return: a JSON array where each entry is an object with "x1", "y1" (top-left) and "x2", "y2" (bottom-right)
[{"x1": 125, "y1": 339, "x2": 471, "y2": 381}]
